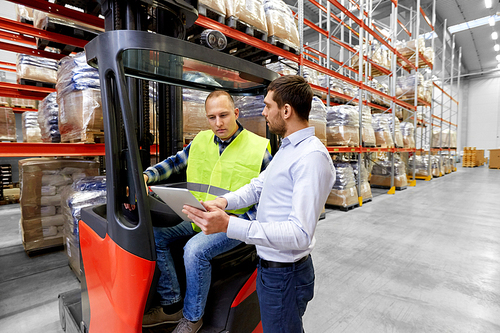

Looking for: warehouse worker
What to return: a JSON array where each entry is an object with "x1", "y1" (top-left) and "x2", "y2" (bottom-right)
[
  {"x1": 141, "y1": 90, "x2": 272, "y2": 333},
  {"x1": 184, "y1": 75, "x2": 335, "y2": 333}
]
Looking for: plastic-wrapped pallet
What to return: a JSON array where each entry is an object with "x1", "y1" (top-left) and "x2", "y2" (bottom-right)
[
  {"x1": 370, "y1": 156, "x2": 408, "y2": 188},
  {"x1": 33, "y1": 9, "x2": 103, "y2": 37},
  {"x1": 183, "y1": 89, "x2": 210, "y2": 143},
  {"x1": 16, "y1": 4, "x2": 34, "y2": 22},
  {"x1": 61, "y1": 176, "x2": 106, "y2": 279},
  {"x1": 16, "y1": 54, "x2": 58, "y2": 84},
  {"x1": 0, "y1": 107, "x2": 16, "y2": 142},
  {"x1": 303, "y1": 66, "x2": 319, "y2": 86},
  {"x1": 408, "y1": 155, "x2": 430, "y2": 177},
  {"x1": 396, "y1": 73, "x2": 424, "y2": 100},
  {"x1": 199, "y1": 0, "x2": 226, "y2": 15},
  {"x1": 343, "y1": 82, "x2": 356, "y2": 98},
  {"x1": 0, "y1": 97, "x2": 9, "y2": 107},
  {"x1": 423, "y1": 47, "x2": 434, "y2": 65},
  {"x1": 361, "y1": 106, "x2": 376, "y2": 147},
  {"x1": 326, "y1": 105, "x2": 359, "y2": 147},
  {"x1": 352, "y1": 160, "x2": 372, "y2": 201},
  {"x1": 22, "y1": 111, "x2": 42, "y2": 143},
  {"x1": 57, "y1": 52, "x2": 103, "y2": 143},
  {"x1": 235, "y1": 95, "x2": 267, "y2": 138},
  {"x1": 19, "y1": 158, "x2": 99, "y2": 253},
  {"x1": 226, "y1": 0, "x2": 268, "y2": 34},
  {"x1": 326, "y1": 162, "x2": 358, "y2": 208},
  {"x1": 400, "y1": 122, "x2": 415, "y2": 148},
  {"x1": 263, "y1": 0, "x2": 299, "y2": 50},
  {"x1": 431, "y1": 128, "x2": 441, "y2": 148},
  {"x1": 319, "y1": 75, "x2": 344, "y2": 97},
  {"x1": 395, "y1": 37, "x2": 425, "y2": 57},
  {"x1": 387, "y1": 115, "x2": 404, "y2": 148},
  {"x1": 310, "y1": 97, "x2": 327, "y2": 145},
  {"x1": 266, "y1": 57, "x2": 298, "y2": 75},
  {"x1": 38, "y1": 92, "x2": 61, "y2": 143},
  {"x1": 182, "y1": 72, "x2": 221, "y2": 143},
  {"x1": 371, "y1": 113, "x2": 394, "y2": 148}
]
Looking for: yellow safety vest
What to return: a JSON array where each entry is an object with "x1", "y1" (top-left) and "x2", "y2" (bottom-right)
[{"x1": 187, "y1": 129, "x2": 270, "y2": 231}]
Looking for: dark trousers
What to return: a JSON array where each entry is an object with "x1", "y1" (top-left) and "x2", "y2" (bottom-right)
[{"x1": 256, "y1": 256, "x2": 315, "y2": 333}]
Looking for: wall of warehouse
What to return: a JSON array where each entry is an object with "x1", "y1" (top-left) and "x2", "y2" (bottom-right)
[{"x1": 461, "y1": 74, "x2": 500, "y2": 156}]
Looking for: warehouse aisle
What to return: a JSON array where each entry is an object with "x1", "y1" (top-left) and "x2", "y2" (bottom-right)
[
  {"x1": 0, "y1": 167, "x2": 499, "y2": 332},
  {"x1": 305, "y1": 167, "x2": 500, "y2": 332}
]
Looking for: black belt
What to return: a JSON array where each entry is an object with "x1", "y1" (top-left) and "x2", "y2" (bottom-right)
[{"x1": 259, "y1": 255, "x2": 310, "y2": 269}]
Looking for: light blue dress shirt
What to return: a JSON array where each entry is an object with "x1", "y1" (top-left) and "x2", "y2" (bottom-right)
[{"x1": 224, "y1": 126, "x2": 335, "y2": 263}]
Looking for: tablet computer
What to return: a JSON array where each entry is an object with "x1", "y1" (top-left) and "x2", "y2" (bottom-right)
[{"x1": 150, "y1": 185, "x2": 207, "y2": 221}]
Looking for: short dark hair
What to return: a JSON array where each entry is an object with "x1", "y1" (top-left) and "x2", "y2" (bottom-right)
[
  {"x1": 267, "y1": 75, "x2": 313, "y2": 121},
  {"x1": 205, "y1": 90, "x2": 235, "y2": 109}
]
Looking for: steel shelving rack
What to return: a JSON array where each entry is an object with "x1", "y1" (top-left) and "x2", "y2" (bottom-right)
[{"x1": 0, "y1": 0, "x2": 461, "y2": 195}]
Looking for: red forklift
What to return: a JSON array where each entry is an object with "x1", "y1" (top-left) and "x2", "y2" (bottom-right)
[{"x1": 57, "y1": 1, "x2": 279, "y2": 332}]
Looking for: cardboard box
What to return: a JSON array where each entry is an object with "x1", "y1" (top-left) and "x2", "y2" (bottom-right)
[{"x1": 489, "y1": 149, "x2": 500, "y2": 169}]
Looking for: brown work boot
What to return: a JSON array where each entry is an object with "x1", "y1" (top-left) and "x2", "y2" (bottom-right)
[
  {"x1": 142, "y1": 306, "x2": 183, "y2": 327},
  {"x1": 172, "y1": 317, "x2": 203, "y2": 333}
]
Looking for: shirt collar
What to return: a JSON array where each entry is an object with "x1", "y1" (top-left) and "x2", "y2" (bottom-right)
[
  {"x1": 280, "y1": 126, "x2": 315, "y2": 149},
  {"x1": 214, "y1": 121, "x2": 244, "y2": 145}
]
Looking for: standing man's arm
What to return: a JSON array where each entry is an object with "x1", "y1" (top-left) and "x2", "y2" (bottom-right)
[{"x1": 226, "y1": 151, "x2": 334, "y2": 250}]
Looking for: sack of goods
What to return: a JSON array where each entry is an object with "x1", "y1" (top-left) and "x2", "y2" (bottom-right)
[
  {"x1": 387, "y1": 115, "x2": 404, "y2": 148},
  {"x1": 303, "y1": 66, "x2": 319, "y2": 86},
  {"x1": 16, "y1": 4, "x2": 34, "y2": 22},
  {"x1": 400, "y1": 122, "x2": 415, "y2": 148},
  {"x1": 351, "y1": 160, "x2": 372, "y2": 201},
  {"x1": 370, "y1": 156, "x2": 408, "y2": 188},
  {"x1": 408, "y1": 155, "x2": 430, "y2": 177},
  {"x1": 18, "y1": 158, "x2": 99, "y2": 252},
  {"x1": 0, "y1": 107, "x2": 16, "y2": 142},
  {"x1": 326, "y1": 105, "x2": 359, "y2": 147},
  {"x1": 263, "y1": 0, "x2": 300, "y2": 50},
  {"x1": 38, "y1": 92, "x2": 61, "y2": 143},
  {"x1": 22, "y1": 111, "x2": 42, "y2": 143},
  {"x1": 266, "y1": 57, "x2": 298, "y2": 75},
  {"x1": 371, "y1": 113, "x2": 394, "y2": 148},
  {"x1": 226, "y1": 0, "x2": 268, "y2": 34},
  {"x1": 61, "y1": 176, "x2": 106, "y2": 279},
  {"x1": 57, "y1": 52, "x2": 103, "y2": 143},
  {"x1": 326, "y1": 162, "x2": 359, "y2": 208},
  {"x1": 199, "y1": 0, "x2": 226, "y2": 15},
  {"x1": 310, "y1": 97, "x2": 327, "y2": 146},
  {"x1": 17, "y1": 54, "x2": 58, "y2": 84},
  {"x1": 361, "y1": 106, "x2": 376, "y2": 147},
  {"x1": 432, "y1": 128, "x2": 457, "y2": 148},
  {"x1": 234, "y1": 95, "x2": 267, "y2": 138}
]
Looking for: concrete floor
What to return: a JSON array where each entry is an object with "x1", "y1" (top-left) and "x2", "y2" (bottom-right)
[{"x1": 0, "y1": 166, "x2": 499, "y2": 332}]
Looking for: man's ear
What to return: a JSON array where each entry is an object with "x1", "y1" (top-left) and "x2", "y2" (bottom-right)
[
  {"x1": 283, "y1": 104, "x2": 292, "y2": 120},
  {"x1": 234, "y1": 108, "x2": 240, "y2": 119}
]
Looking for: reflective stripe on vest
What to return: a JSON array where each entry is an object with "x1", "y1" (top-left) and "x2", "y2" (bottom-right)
[{"x1": 187, "y1": 129, "x2": 270, "y2": 231}]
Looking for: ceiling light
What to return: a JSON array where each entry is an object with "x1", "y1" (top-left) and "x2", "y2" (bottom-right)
[
  {"x1": 485, "y1": 0, "x2": 493, "y2": 9},
  {"x1": 492, "y1": 31, "x2": 498, "y2": 40},
  {"x1": 495, "y1": 44, "x2": 500, "y2": 51},
  {"x1": 496, "y1": 54, "x2": 500, "y2": 61},
  {"x1": 490, "y1": 16, "x2": 496, "y2": 26}
]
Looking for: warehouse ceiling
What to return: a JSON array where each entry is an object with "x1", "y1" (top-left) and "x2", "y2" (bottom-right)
[{"x1": 286, "y1": 0, "x2": 500, "y2": 76}]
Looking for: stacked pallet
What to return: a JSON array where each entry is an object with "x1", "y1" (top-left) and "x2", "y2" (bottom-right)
[{"x1": 462, "y1": 147, "x2": 479, "y2": 167}]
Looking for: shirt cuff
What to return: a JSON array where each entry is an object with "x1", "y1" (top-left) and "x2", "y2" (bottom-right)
[
  {"x1": 226, "y1": 216, "x2": 250, "y2": 242},
  {"x1": 143, "y1": 169, "x2": 157, "y2": 184},
  {"x1": 222, "y1": 192, "x2": 239, "y2": 211}
]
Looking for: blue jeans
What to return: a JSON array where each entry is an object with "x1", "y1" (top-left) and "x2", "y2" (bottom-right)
[
  {"x1": 153, "y1": 221, "x2": 242, "y2": 321},
  {"x1": 256, "y1": 256, "x2": 315, "y2": 333}
]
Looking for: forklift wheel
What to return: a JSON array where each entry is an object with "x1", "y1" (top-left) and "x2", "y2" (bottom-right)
[{"x1": 58, "y1": 294, "x2": 67, "y2": 332}]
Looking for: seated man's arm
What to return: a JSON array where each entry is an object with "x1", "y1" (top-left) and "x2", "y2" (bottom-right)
[{"x1": 144, "y1": 143, "x2": 191, "y2": 184}]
